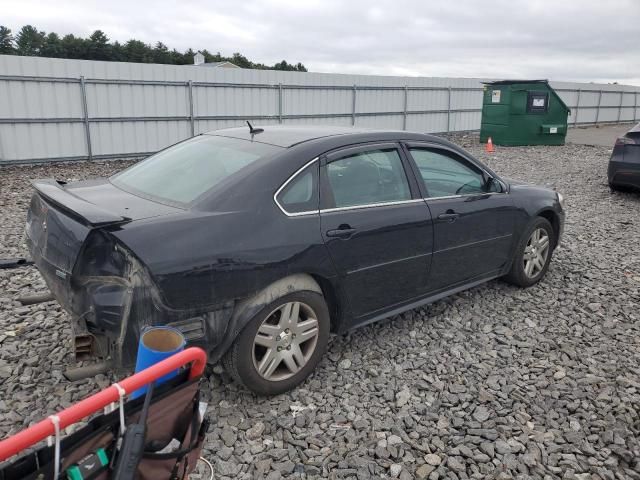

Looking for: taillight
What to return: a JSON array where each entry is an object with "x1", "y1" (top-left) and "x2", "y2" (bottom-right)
[
  {"x1": 615, "y1": 136, "x2": 634, "y2": 146},
  {"x1": 74, "y1": 231, "x2": 129, "y2": 278},
  {"x1": 72, "y1": 231, "x2": 132, "y2": 333}
]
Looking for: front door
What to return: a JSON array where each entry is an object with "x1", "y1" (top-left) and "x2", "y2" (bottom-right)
[
  {"x1": 319, "y1": 143, "x2": 434, "y2": 320},
  {"x1": 405, "y1": 144, "x2": 517, "y2": 292}
]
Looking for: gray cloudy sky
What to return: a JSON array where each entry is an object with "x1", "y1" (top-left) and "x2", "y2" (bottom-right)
[{"x1": 3, "y1": 0, "x2": 640, "y2": 85}]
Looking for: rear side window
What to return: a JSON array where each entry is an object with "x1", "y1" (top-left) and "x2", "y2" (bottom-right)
[
  {"x1": 326, "y1": 148, "x2": 411, "y2": 208},
  {"x1": 111, "y1": 135, "x2": 282, "y2": 205},
  {"x1": 409, "y1": 148, "x2": 497, "y2": 197},
  {"x1": 275, "y1": 162, "x2": 319, "y2": 214}
]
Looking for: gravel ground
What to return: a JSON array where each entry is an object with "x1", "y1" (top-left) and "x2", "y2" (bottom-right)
[{"x1": 1, "y1": 134, "x2": 639, "y2": 479}]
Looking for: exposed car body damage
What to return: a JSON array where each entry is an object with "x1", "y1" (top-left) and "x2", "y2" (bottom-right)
[
  {"x1": 25, "y1": 127, "x2": 565, "y2": 376},
  {"x1": 25, "y1": 182, "x2": 235, "y2": 368}
]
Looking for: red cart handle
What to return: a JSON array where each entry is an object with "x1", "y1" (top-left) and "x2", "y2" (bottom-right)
[{"x1": 0, "y1": 347, "x2": 207, "y2": 462}]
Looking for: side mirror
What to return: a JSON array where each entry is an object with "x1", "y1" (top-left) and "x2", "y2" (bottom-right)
[
  {"x1": 483, "y1": 173, "x2": 502, "y2": 193},
  {"x1": 482, "y1": 171, "x2": 493, "y2": 190}
]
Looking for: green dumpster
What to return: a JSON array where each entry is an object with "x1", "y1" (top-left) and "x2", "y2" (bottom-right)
[{"x1": 479, "y1": 80, "x2": 570, "y2": 146}]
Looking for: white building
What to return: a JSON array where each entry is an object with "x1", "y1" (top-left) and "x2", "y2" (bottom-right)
[{"x1": 193, "y1": 52, "x2": 239, "y2": 68}]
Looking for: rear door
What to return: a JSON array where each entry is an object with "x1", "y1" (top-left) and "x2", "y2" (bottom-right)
[
  {"x1": 319, "y1": 143, "x2": 434, "y2": 321},
  {"x1": 404, "y1": 143, "x2": 517, "y2": 292}
]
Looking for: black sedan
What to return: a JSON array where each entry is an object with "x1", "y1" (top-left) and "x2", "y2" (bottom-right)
[
  {"x1": 26, "y1": 126, "x2": 565, "y2": 395},
  {"x1": 608, "y1": 122, "x2": 640, "y2": 191}
]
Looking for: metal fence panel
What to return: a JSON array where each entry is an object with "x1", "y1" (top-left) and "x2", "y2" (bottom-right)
[
  {"x1": 577, "y1": 107, "x2": 598, "y2": 124},
  {"x1": 406, "y1": 112, "x2": 449, "y2": 133},
  {"x1": 449, "y1": 111, "x2": 483, "y2": 132},
  {"x1": 197, "y1": 117, "x2": 282, "y2": 134},
  {"x1": 450, "y1": 89, "x2": 484, "y2": 110},
  {"x1": 355, "y1": 114, "x2": 404, "y2": 130},
  {"x1": 0, "y1": 123, "x2": 86, "y2": 161},
  {"x1": 597, "y1": 104, "x2": 620, "y2": 122},
  {"x1": 90, "y1": 120, "x2": 191, "y2": 156},
  {"x1": 576, "y1": 91, "x2": 601, "y2": 107},
  {"x1": 0, "y1": 55, "x2": 639, "y2": 165},
  {"x1": 194, "y1": 85, "x2": 278, "y2": 117},
  {"x1": 356, "y1": 89, "x2": 405, "y2": 114},
  {"x1": 0, "y1": 79, "x2": 83, "y2": 119},
  {"x1": 282, "y1": 116, "x2": 352, "y2": 127},
  {"x1": 87, "y1": 83, "x2": 189, "y2": 118},
  {"x1": 283, "y1": 88, "x2": 354, "y2": 116},
  {"x1": 407, "y1": 89, "x2": 450, "y2": 112},
  {"x1": 621, "y1": 92, "x2": 635, "y2": 106}
]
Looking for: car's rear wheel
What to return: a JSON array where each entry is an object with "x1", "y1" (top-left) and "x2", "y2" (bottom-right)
[
  {"x1": 223, "y1": 291, "x2": 330, "y2": 395},
  {"x1": 504, "y1": 217, "x2": 554, "y2": 287},
  {"x1": 609, "y1": 182, "x2": 635, "y2": 193}
]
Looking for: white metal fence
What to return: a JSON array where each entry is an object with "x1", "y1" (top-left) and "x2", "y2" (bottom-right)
[{"x1": 0, "y1": 55, "x2": 638, "y2": 165}]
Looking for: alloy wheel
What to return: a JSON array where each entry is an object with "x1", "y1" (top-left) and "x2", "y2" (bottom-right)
[
  {"x1": 252, "y1": 301, "x2": 320, "y2": 381},
  {"x1": 523, "y1": 227, "x2": 550, "y2": 278}
]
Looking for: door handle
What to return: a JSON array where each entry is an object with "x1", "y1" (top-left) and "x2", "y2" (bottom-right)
[
  {"x1": 437, "y1": 211, "x2": 460, "y2": 222},
  {"x1": 326, "y1": 225, "x2": 357, "y2": 238}
]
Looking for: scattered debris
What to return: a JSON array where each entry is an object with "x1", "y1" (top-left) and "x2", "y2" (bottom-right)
[{"x1": 0, "y1": 258, "x2": 33, "y2": 270}]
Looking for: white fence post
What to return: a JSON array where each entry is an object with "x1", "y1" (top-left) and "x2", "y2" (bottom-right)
[
  {"x1": 595, "y1": 90, "x2": 603, "y2": 124},
  {"x1": 403, "y1": 85, "x2": 408, "y2": 131},
  {"x1": 446, "y1": 87, "x2": 452, "y2": 132},
  {"x1": 617, "y1": 91, "x2": 623, "y2": 123},
  {"x1": 351, "y1": 85, "x2": 357, "y2": 126},
  {"x1": 79, "y1": 76, "x2": 92, "y2": 161},
  {"x1": 188, "y1": 80, "x2": 195, "y2": 136},
  {"x1": 278, "y1": 84, "x2": 283, "y2": 124}
]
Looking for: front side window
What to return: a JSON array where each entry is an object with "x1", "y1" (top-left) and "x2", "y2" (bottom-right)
[
  {"x1": 409, "y1": 148, "x2": 497, "y2": 198},
  {"x1": 326, "y1": 148, "x2": 411, "y2": 208},
  {"x1": 111, "y1": 135, "x2": 282, "y2": 205},
  {"x1": 276, "y1": 162, "x2": 318, "y2": 214}
]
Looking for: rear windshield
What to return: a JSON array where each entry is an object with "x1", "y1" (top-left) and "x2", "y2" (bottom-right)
[{"x1": 111, "y1": 135, "x2": 282, "y2": 205}]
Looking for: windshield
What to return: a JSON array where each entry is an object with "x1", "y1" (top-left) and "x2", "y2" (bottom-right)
[{"x1": 111, "y1": 135, "x2": 282, "y2": 205}]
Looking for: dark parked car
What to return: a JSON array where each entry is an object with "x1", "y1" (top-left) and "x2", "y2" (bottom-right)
[
  {"x1": 608, "y1": 122, "x2": 640, "y2": 191},
  {"x1": 26, "y1": 126, "x2": 565, "y2": 394}
]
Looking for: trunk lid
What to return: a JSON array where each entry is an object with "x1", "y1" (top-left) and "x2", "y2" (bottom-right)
[
  {"x1": 624, "y1": 123, "x2": 640, "y2": 144},
  {"x1": 26, "y1": 178, "x2": 182, "y2": 275}
]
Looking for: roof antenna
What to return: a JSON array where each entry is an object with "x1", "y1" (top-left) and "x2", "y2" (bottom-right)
[{"x1": 247, "y1": 121, "x2": 264, "y2": 135}]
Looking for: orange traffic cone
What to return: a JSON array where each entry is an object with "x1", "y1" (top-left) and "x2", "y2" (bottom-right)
[{"x1": 485, "y1": 137, "x2": 495, "y2": 153}]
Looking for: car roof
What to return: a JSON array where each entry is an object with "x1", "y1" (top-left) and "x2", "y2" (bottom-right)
[
  {"x1": 189, "y1": 125, "x2": 498, "y2": 211},
  {"x1": 204, "y1": 125, "x2": 419, "y2": 148}
]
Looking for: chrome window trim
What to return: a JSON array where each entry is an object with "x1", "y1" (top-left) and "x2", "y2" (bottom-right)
[
  {"x1": 274, "y1": 155, "x2": 427, "y2": 217},
  {"x1": 274, "y1": 156, "x2": 509, "y2": 218},
  {"x1": 320, "y1": 198, "x2": 425, "y2": 214},
  {"x1": 273, "y1": 157, "x2": 321, "y2": 217},
  {"x1": 274, "y1": 152, "x2": 508, "y2": 217},
  {"x1": 425, "y1": 191, "x2": 508, "y2": 201}
]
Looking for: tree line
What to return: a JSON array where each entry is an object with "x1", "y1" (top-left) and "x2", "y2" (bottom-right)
[{"x1": 0, "y1": 25, "x2": 307, "y2": 71}]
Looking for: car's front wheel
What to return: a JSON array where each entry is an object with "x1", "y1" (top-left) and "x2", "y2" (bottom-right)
[
  {"x1": 223, "y1": 291, "x2": 330, "y2": 395},
  {"x1": 504, "y1": 217, "x2": 555, "y2": 287}
]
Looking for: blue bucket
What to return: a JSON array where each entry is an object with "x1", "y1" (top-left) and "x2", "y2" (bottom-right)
[{"x1": 131, "y1": 326, "x2": 186, "y2": 399}]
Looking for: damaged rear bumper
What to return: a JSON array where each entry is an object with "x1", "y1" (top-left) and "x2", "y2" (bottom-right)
[{"x1": 28, "y1": 235, "x2": 234, "y2": 371}]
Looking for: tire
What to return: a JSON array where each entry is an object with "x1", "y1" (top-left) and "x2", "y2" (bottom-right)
[
  {"x1": 223, "y1": 290, "x2": 330, "y2": 395},
  {"x1": 504, "y1": 217, "x2": 555, "y2": 288},
  {"x1": 610, "y1": 182, "x2": 635, "y2": 193}
]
